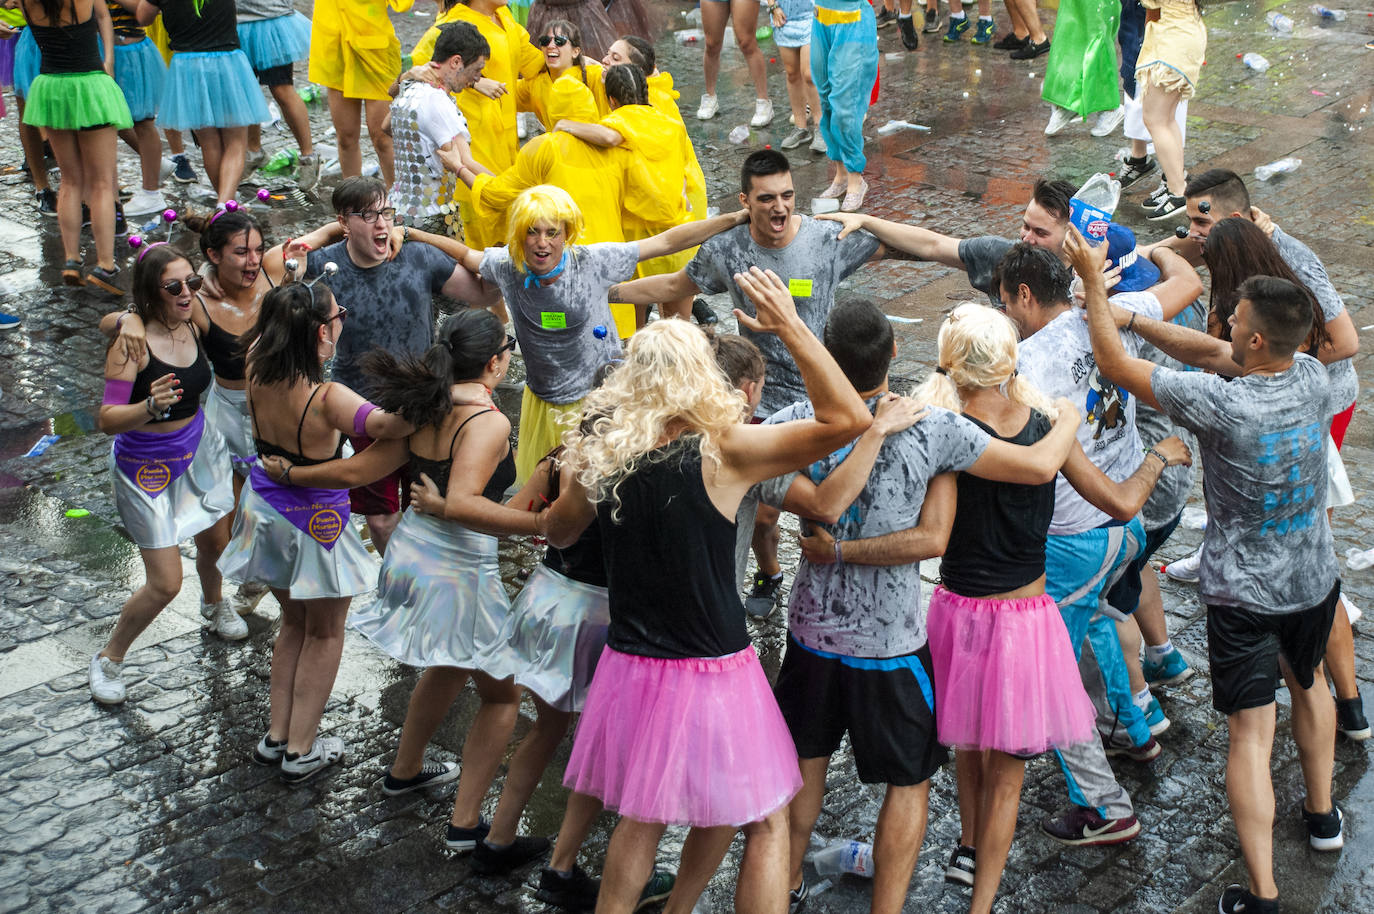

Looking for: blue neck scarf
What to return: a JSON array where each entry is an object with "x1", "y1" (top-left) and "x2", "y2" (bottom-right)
[{"x1": 523, "y1": 250, "x2": 568, "y2": 289}]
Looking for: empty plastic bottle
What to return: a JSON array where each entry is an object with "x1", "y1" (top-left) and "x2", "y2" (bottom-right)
[
  {"x1": 812, "y1": 841, "x2": 875, "y2": 878},
  {"x1": 1346, "y1": 547, "x2": 1374, "y2": 571},
  {"x1": 262, "y1": 149, "x2": 298, "y2": 173},
  {"x1": 1309, "y1": 5, "x2": 1346, "y2": 20},
  {"x1": 1068, "y1": 173, "x2": 1121, "y2": 245},
  {"x1": 1241, "y1": 52, "x2": 1271, "y2": 72},
  {"x1": 1266, "y1": 11, "x2": 1294, "y2": 31},
  {"x1": 728, "y1": 125, "x2": 750, "y2": 144},
  {"x1": 1254, "y1": 157, "x2": 1301, "y2": 181}
]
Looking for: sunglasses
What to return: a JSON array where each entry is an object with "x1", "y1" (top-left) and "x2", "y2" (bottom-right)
[
  {"x1": 162, "y1": 275, "x2": 205, "y2": 295},
  {"x1": 537, "y1": 35, "x2": 570, "y2": 47},
  {"x1": 498, "y1": 334, "x2": 517, "y2": 354},
  {"x1": 327, "y1": 305, "x2": 349, "y2": 325}
]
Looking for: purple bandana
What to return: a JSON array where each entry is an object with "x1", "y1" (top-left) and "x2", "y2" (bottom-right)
[
  {"x1": 112, "y1": 411, "x2": 205, "y2": 498},
  {"x1": 249, "y1": 465, "x2": 350, "y2": 550}
]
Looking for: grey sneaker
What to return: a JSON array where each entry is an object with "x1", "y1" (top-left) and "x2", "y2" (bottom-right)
[
  {"x1": 230, "y1": 580, "x2": 271, "y2": 617},
  {"x1": 280, "y1": 736, "x2": 346, "y2": 784},
  {"x1": 244, "y1": 148, "x2": 266, "y2": 173},
  {"x1": 296, "y1": 153, "x2": 320, "y2": 191},
  {"x1": 922, "y1": 7, "x2": 941, "y2": 32},
  {"x1": 744, "y1": 571, "x2": 784, "y2": 618},
  {"x1": 809, "y1": 131, "x2": 828, "y2": 155},
  {"x1": 89, "y1": 653, "x2": 126, "y2": 705},
  {"x1": 781, "y1": 126, "x2": 813, "y2": 149}
]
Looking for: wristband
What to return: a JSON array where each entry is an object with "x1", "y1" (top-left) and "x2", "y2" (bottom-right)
[
  {"x1": 833, "y1": 540, "x2": 843, "y2": 566},
  {"x1": 1126, "y1": 311, "x2": 1137, "y2": 333},
  {"x1": 282, "y1": 465, "x2": 293, "y2": 486},
  {"x1": 1145, "y1": 446, "x2": 1167, "y2": 467},
  {"x1": 103, "y1": 379, "x2": 133, "y2": 406},
  {"x1": 146, "y1": 395, "x2": 160, "y2": 418},
  {"x1": 353, "y1": 402, "x2": 379, "y2": 438}
]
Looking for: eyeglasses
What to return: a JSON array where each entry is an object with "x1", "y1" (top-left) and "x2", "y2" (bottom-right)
[
  {"x1": 327, "y1": 305, "x2": 349, "y2": 325},
  {"x1": 537, "y1": 35, "x2": 570, "y2": 47},
  {"x1": 162, "y1": 275, "x2": 205, "y2": 295},
  {"x1": 348, "y1": 207, "x2": 397, "y2": 224},
  {"x1": 498, "y1": 334, "x2": 517, "y2": 354}
]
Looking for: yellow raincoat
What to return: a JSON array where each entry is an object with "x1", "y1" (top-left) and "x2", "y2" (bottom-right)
[
  {"x1": 515, "y1": 63, "x2": 604, "y2": 130},
  {"x1": 309, "y1": 0, "x2": 414, "y2": 101}
]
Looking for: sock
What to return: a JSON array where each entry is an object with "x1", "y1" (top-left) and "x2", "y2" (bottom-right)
[
  {"x1": 899, "y1": 13, "x2": 912, "y2": 19},
  {"x1": 979, "y1": 14, "x2": 992, "y2": 20},
  {"x1": 1144, "y1": 640, "x2": 1174, "y2": 664},
  {"x1": 1126, "y1": 154, "x2": 1149, "y2": 166},
  {"x1": 1133, "y1": 686, "x2": 1152, "y2": 712},
  {"x1": 950, "y1": 11, "x2": 966, "y2": 19}
]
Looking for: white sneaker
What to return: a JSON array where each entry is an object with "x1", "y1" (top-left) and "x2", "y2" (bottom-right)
[
  {"x1": 281, "y1": 736, "x2": 346, "y2": 784},
  {"x1": 1164, "y1": 547, "x2": 1203, "y2": 584},
  {"x1": 89, "y1": 653, "x2": 126, "y2": 705},
  {"x1": 230, "y1": 581, "x2": 271, "y2": 617},
  {"x1": 750, "y1": 98, "x2": 775, "y2": 128},
  {"x1": 1044, "y1": 105, "x2": 1082, "y2": 137},
  {"x1": 159, "y1": 156, "x2": 176, "y2": 182},
  {"x1": 810, "y1": 131, "x2": 828, "y2": 155},
  {"x1": 123, "y1": 188, "x2": 167, "y2": 217},
  {"x1": 696, "y1": 93, "x2": 719, "y2": 120},
  {"x1": 1090, "y1": 105, "x2": 1126, "y2": 138},
  {"x1": 206, "y1": 600, "x2": 250, "y2": 640}
]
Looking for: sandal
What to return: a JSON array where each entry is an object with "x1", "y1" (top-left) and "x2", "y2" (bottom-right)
[
  {"x1": 841, "y1": 178, "x2": 870, "y2": 212},
  {"x1": 818, "y1": 176, "x2": 847, "y2": 199},
  {"x1": 61, "y1": 260, "x2": 84, "y2": 286},
  {"x1": 280, "y1": 736, "x2": 346, "y2": 785}
]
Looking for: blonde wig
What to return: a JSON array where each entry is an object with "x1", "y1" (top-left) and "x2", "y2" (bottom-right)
[
  {"x1": 563, "y1": 320, "x2": 750, "y2": 519},
  {"x1": 506, "y1": 184, "x2": 585, "y2": 275},
  {"x1": 913, "y1": 302, "x2": 1059, "y2": 419}
]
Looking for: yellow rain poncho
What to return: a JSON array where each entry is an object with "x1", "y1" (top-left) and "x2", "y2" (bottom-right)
[
  {"x1": 309, "y1": 0, "x2": 415, "y2": 101},
  {"x1": 515, "y1": 63, "x2": 605, "y2": 130}
]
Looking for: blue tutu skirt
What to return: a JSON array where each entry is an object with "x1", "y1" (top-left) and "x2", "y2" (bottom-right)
[
  {"x1": 112, "y1": 37, "x2": 166, "y2": 122},
  {"x1": 158, "y1": 49, "x2": 271, "y2": 130},
  {"x1": 13, "y1": 27, "x2": 38, "y2": 99},
  {"x1": 237, "y1": 12, "x2": 311, "y2": 71}
]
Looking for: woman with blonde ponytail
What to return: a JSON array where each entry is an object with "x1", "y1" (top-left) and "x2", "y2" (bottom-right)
[{"x1": 921, "y1": 303, "x2": 1191, "y2": 914}]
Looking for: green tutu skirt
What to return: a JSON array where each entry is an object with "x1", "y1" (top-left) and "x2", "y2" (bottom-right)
[{"x1": 22, "y1": 71, "x2": 134, "y2": 130}]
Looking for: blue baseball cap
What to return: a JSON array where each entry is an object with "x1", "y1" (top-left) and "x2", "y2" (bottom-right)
[{"x1": 1105, "y1": 223, "x2": 1160, "y2": 293}]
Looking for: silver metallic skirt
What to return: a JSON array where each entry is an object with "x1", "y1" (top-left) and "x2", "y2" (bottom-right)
[
  {"x1": 349, "y1": 510, "x2": 515, "y2": 672},
  {"x1": 480, "y1": 563, "x2": 610, "y2": 713},
  {"x1": 217, "y1": 485, "x2": 378, "y2": 600},
  {"x1": 108, "y1": 421, "x2": 234, "y2": 550},
  {"x1": 204, "y1": 382, "x2": 255, "y2": 477}
]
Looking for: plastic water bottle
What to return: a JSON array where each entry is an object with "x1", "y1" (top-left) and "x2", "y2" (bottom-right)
[
  {"x1": 1068, "y1": 173, "x2": 1120, "y2": 245},
  {"x1": 1241, "y1": 52, "x2": 1271, "y2": 72},
  {"x1": 812, "y1": 841, "x2": 875, "y2": 878},
  {"x1": 262, "y1": 149, "x2": 298, "y2": 173},
  {"x1": 139, "y1": 218, "x2": 160, "y2": 235},
  {"x1": 1309, "y1": 5, "x2": 1346, "y2": 20},
  {"x1": 264, "y1": 101, "x2": 282, "y2": 129},
  {"x1": 1265, "y1": 11, "x2": 1294, "y2": 31},
  {"x1": 728, "y1": 125, "x2": 750, "y2": 144},
  {"x1": 675, "y1": 28, "x2": 704, "y2": 43},
  {"x1": 1254, "y1": 157, "x2": 1301, "y2": 181}
]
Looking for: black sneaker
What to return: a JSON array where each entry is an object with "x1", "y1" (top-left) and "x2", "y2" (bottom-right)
[
  {"x1": 537, "y1": 865, "x2": 600, "y2": 910},
  {"x1": 444, "y1": 818, "x2": 491, "y2": 851},
  {"x1": 1336, "y1": 694, "x2": 1371, "y2": 741},
  {"x1": 944, "y1": 844, "x2": 975, "y2": 886},
  {"x1": 788, "y1": 878, "x2": 810, "y2": 914},
  {"x1": 993, "y1": 31, "x2": 1028, "y2": 50},
  {"x1": 899, "y1": 15, "x2": 919, "y2": 50},
  {"x1": 636, "y1": 869, "x2": 675, "y2": 911},
  {"x1": 1117, "y1": 155, "x2": 1158, "y2": 189},
  {"x1": 171, "y1": 153, "x2": 198, "y2": 184},
  {"x1": 744, "y1": 571, "x2": 784, "y2": 618},
  {"x1": 36, "y1": 187, "x2": 57, "y2": 216},
  {"x1": 471, "y1": 834, "x2": 551, "y2": 874},
  {"x1": 1219, "y1": 884, "x2": 1279, "y2": 914},
  {"x1": 921, "y1": 7, "x2": 941, "y2": 32},
  {"x1": 691, "y1": 297, "x2": 718, "y2": 325},
  {"x1": 1009, "y1": 37, "x2": 1051, "y2": 59},
  {"x1": 1040, "y1": 806, "x2": 1141, "y2": 846},
  {"x1": 1146, "y1": 193, "x2": 1187, "y2": 221},
  {"x1": 875, "y1": 6, "x2": 897, "y2": 27},
  {"x1": 1302, "y1": 804, "x2": 1344, "y2": 851},
  {"x1": 382, "y1": 759, "x2": 460, "y2": 795}
]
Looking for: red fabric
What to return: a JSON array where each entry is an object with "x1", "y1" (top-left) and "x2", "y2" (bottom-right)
[{"x1": 1330, "y1": 402, "x2": 1355, "y2": 450}]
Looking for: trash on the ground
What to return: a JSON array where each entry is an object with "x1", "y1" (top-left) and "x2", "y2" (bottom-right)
[
  {"x1": 811, "y1": 197, "x2": 840, "y2": 214},
  {"x1": 728, "y1": 125, "x2": 750, "y2": 144},
  {"x1": 885, "y1": 52, "x2": 903, "y2": 60},
  {"x1": 1346, "y1": 547, "x2": 1374, "y2": 571},
  {"x1": 64, "y1": 509, "x2": 90, "y2": 518},
  {"x1": 1266, "y1": 11, "x2": 1294, "y2": 31},
  {"x1": 675, "y1": 28, "x2": 704, "y2": 43},
  {"x1": 813, "y1": 840, "x2": 875, "y2": 878},
  {"x1": 886, "y1": 315, "x2": 924, "y2": 324},
  {"x1": 681, "y1": 6, "x2": 701, "y2": 24},
  {"x1": 875, "y1": 119, "x2": 931, "y2": 135},
  {"x1": 1309, "y1": 5, "x2": 1346, "y2": 20},
  {"x1": 1240, "y1": 52, "x2": 1271, "y2": 72},
  {"x1": 24, "y1": 433, "x2": 59, "y2": 457},
  {"x1": 1254, "y1": 157, "x2": 1301, "y2": 181},
  {"x1": 1181, "y1": 506, "x2": 1208, "y2": 529}
]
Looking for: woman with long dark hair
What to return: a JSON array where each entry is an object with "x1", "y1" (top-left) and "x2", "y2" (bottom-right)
[
  {"x1": 91, "y1": 244, "x2": 237, "y2": 705},
  {"x1": 514, "y1": 18, "x2": 603, "y2": 129},
  {"x1": 218, "y1": 281, "x2": 410, "y2": 784}
]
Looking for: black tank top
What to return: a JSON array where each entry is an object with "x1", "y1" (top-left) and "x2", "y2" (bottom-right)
[
  {"x1": 154, "y1": 0, "x2": 239, "y2": 52},
  {"x1": 598, "y1": 436, "x2": 746, "y2": 659},
  {"x1": 30, "y1": 17, "x2": 101, "y2": 74},
  {"x1": 939, "y1": 410, "x2": 1057, "y2": 597},
  {"x1": 129, "y1": 327, "x2": 213, "y2": 423},
  {"x1": 407, "y1": 409, "x2": 515, "y2": 503},
  {"x1": 198, "y1": 296, "x2": 245, "y2": 381},
  {"x1": 541, "y1": 448, "x2": 607, "y2": 587},
  {"x1": 250, "y1": 385, "x2": 344, "y2": 466}
]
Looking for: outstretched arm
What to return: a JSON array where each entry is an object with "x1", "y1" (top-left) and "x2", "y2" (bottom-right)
[
  {"x1": 636, "y1": 210, "x2": 749, "y2": 262},
  {"x1": 799, "y1": 472, "x2": 956, "y2": 567},
  {"x1": 1060, "y1": 435, "x2": 1191, "y2": 522},
  {"x1": 610, "y1": 270, "x2": 701, "y2": 305},
  {"x1": 817, "y1": 212, "x2": 964, "y2": 267},
  {"x1": 964, "y1": 400, "x2": 1081, "y2": 484}
]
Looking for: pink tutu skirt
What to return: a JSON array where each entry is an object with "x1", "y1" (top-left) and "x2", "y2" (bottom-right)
[
  {"x1": 564, "y1": 644, "x2": 802, "y2": 827},
  {"x1": 926, "y1": 585, "x2": 1095, "y2": 756}
]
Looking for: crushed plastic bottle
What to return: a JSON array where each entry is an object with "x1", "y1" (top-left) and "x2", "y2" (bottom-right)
[
  {"x1": 1346, "y1": 547, "x2": 1374, "y2": 571},
  {"x1": 263, "y1": 101, "x2": 282, "y2": 129},
  {"x1": 756, "y1": 25, "x2": 773, "y2": 41},
  {"x1": 1266, "y1": 11, "x2": 1294, "y2": 31},
  {"x1": 675, "y1": 28, "x2": 704, "y2": 43},
  {"x1": 1068, "y1": 173, "x2": 1121, "y2": 245},
  {"x1": 728, "y1": 125, "x2": 750, "y2": 144},
  {"x1": 813, "y1": 841, "x2": 875, "y2": 878},
  {"x1": 1309, "y1": 5, "x2": 1347, "y2": 20},
  {"x1": 1241, "y1": 52, "x2": 1271, "y2": 72},
  {"x1": 261, "y1": 149, "x2": 298, "y2": 173},
  {"x1": 1254, "y1": 156, "x2": 1301, "y2": 181},
  {"x1": 875, "y1": 119, "x2": 932, "y2": 135},
  {"x1": 1180, "y1": 506, "x2": 1208, "y2": 530}
]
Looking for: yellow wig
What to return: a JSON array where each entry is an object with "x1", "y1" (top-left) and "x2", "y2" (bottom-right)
[{"x1": 506, "y1": 184, "x2": 585, "y2": 274}]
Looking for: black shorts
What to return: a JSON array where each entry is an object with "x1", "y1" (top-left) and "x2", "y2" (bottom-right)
[
  {"x1": 774, "y1": 636, "x2": 947, "y2": 786},
  {"x1": 256, "y1": 63, "x2": 293, "y2": 87},
  {"x1": 1206, "y1": 581, "x2": 1340, "y2": 715}
]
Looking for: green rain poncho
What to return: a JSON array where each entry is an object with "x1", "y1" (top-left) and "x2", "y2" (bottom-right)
[{"x1": 1040, "y1": 0, "x2": 1122, "y2": 118}]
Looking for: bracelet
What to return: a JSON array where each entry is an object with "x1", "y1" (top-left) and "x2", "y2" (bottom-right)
[
  {"x1": 402, "y1": 225, "x2": 410, "y2": 243},
  {"x1": 282, "y1": 465, "x2": 293, "y2": 486},
  {"x1": 1145, "y1": 446, "x2": 1167, "y2": 467},
  {"x1": 833, "y1": 539, "x2": 843, "y2": 566},
  {"x1": 1126, "y1": 312, "x2": 1137, "y2": 333}
]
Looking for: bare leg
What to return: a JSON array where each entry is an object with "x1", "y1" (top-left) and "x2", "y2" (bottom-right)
[
  {"x1": 193, "y1": 519, "x2": 229, "y2": 605},
  {"x1": 1283, "y1": 658, "x2": 1336, "y2": 819},
  {"x1": 449, "y1": 671, "x2": 521, "y2": 829},
  {"x1": 1141, "y1": 85, "x2": 1186, "y2": 195},
  {"x1": 487, "y1": 696, "x2": 573, "y2": 845},
  {"x1": 597, "y1": 818, "x2": 667, "y2": 914},
  {"x1": 954, "y1": 748, "x2": 980, "y2": 846},
  {"x1": 366, "y1": 512, "x2": 401, "y2": 555},
  {"x1": 215, "y1": 126, "x2": 249, "y2": 206},
  {"x1": 752, "y1": 504, "x2": 782, "y2": 578},
  {"x1": 1117, "y1": 615, "x2": 1146, "y2": 694},
  {"x1": 284, "y1": 596, "x2": 350, "y2": 753},
  {"x1": 549, "y1": 791, "x2": 605, "y2": 872},
  {"x1": 728, "y1": 0, "x2": 770, "y2": 100},
  {"x1": 970, "y1": 751, "x2": 1025, "y2": 914},
  {"x1": 800, "y1": 44, "x2": 821, "y2": 123},
  {"x1": 662, "y1": 826, "x2": 736, "y2": 914},
  {"x1": 271, "y1": 82, "x2": 315, "y2": 155},
  {"x1": 780, "y1": 48, "x2": 807, "y2": 129},
  {"x1": 267, "y1": 590, "x2": 306, "y2": 742},
  {"x1": 120, "y1": 120, "x2": 162, "y2": 191},
  {"x1": 328, "y1": 90, "x2": 363, "y2": 178},
  {"x1": 700, "y1": 0, "x2": 730, "y2": 97},
  {"x1": 197, "y1": 129, "x2": 224, "y2": 197},
  {"x1": 165, "y1": 128, "x2": 185, "y2": 155},
  {"x1": 735, "y1": 810, "x2": 790, "y2": 914},
  {"x1": 16, "y1": 104, "x2": 52, "y2": 192},
  {"x1": 1325, "y1": 600, "x2": 1359, "y2": 700},
  {"x1": 248, "y1": 124, "x2": 262, "y2": 155},
  {"x1": 786, "y1": 756, "x2": 829, "y2": 891},
  {"x1": 391, "y1": 665, "x2": 471, "y2": 778},
  {"x1": 872, "y1": 782, "x2": 930, "y2": 914},
  {"x1": 1005, "y1": 0, "x2": 1045, "y2": 43},
  {"x1": 1226, "y1": 702, "x2": 1279, "y2": 900},
  {"x1": 365, "y1": 98, "x2": 394, "y2": 187},
  {"x1": 100, "y1": 546, "x2": 183, "y2": 662},
  {"x1": 44, "y1": 129, "x2": 87, "y2": 263},
  {"x1": 76, "y1": 126, "x2": 120, "y2": 270}
]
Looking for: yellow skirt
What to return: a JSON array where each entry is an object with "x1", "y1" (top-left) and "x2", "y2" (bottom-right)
[
  {"x1": 516, "y1": 389, "x2": 584, "y2": 486},
  {"x1": 1135, "y1": 2, "x2": 1206, "y2": 99},
  {"x1": 309, "y1": 31, "x2": 401, "y2": 101}
]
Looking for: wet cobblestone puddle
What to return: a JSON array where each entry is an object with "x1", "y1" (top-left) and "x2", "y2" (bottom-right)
[{"x1": 1, "y1": 0, "x2": 1372, "y2": 911}]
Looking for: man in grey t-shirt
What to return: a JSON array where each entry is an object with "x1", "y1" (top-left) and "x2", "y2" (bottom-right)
[{"x1": 1076, "y1": 233, "x2": 1344, "y2": 914}]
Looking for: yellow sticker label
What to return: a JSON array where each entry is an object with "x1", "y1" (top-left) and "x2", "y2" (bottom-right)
[
  {"x1": 540, "y1": 311, "x2": 568, "y2": 330},
  {"x1": 788, "y1": 278, "x2": 813, "y2": 298}
]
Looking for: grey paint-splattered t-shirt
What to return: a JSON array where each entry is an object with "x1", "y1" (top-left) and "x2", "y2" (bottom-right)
[
  {"x1": 956, "y1": 235, "x2": 1014, "y2": 306},
  {"x1": 480, "y1": 243, "x2": 636, "y2": 404},
  {"x1": 1271, "y1": 227, "x2": 1357, "y2": 412},
  {"x1": 307, "y1": 241, "x2": 458, "y2": 393},
  {"x1": 770, "y1": 402, "x2": 989, "y2": 657},
  {"x1": 1019, "y1": 291, "x2": 1163, "y2": 535},
  {"x1": 1135, "y1": 296, "x2": 1204, "y2": 531},
  {"x1": 733, "y1": 472, "x2": 797, "y2": 591},
  {"x1": 685, "y1": 217, "x2": 880, "y2": 417},
  {"x1": 1152, "y1": 353, "x2": 1337, "y2": 615}
]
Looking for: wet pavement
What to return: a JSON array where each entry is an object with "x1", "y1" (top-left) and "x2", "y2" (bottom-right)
[{"x1": 2, "y1": 0, "x2": 1373, "y2": 911}]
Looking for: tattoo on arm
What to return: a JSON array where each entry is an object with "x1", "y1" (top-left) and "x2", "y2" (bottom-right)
[{"x1": 608, "y1": 285, "x2": 623, "y2": 304}]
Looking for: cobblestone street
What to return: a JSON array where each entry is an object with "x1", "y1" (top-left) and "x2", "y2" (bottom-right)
[{"x1": 1, "y1": 0, "x2": 1372, "y2": 911}]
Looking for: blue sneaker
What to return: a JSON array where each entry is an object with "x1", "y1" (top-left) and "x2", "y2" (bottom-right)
[
  {"x1": 943, "y1": 15, "x2": 971, "y2": 41},
  {"x1": 171, "y1": 153, "x2": 198, "y2": 184},
  {"x1": 1142, "y1": 695, "x2": 1170, "y2": 736},
  {"x1": 1142, "y1": 647, "x2": 1194, "y2": 687},
  {"x1": 971, "y1": 18, "x2": 995, "y2": 44},
  {"x1": 0, "y1": 311, "x2": 19, "y2": 331}
]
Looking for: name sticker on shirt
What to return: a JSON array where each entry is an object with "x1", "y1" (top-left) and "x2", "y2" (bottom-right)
[
  {"x1": 540, "y1": 311, "x2": 568, "y2": 330},
  {"x1": 788, "y1": 278, "x2": 813, "y2": 298}
]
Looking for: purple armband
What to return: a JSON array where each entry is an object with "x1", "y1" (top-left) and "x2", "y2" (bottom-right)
[
  {"x1": 103, "y1": 379, "x2": 134, "y2": 405},
  {"x1": 353, "y1": 402, "x2": 379, "y2": 438}
]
